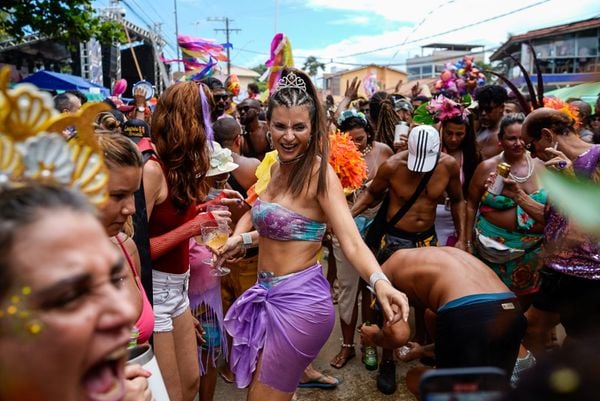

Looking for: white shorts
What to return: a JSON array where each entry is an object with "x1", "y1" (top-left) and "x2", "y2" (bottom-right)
[{"x1": 153, "y1": 269, "x2": 190, "y2": 333}]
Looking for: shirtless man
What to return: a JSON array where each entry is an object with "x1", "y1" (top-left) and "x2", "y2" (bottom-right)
[
  {"x1": 475, "y1": 85, "x2": 508, "y2": 160},
  {"x1": 351, "y1": 125, "x2": 466, "y2": 394},
  {"x1": 352, "y1": 125, "x2": 466, "y2": 259},
  {"x1": 237, "y1": 98, "x2": 270, "y2": 161},
  {"x1": 360, "y1": 247, "x2": 526, "y2": 396}
]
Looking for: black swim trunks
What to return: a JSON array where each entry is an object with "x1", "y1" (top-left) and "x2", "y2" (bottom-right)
[{"x1": 435, "y1": 297, "x2": 526, "y2": 374}]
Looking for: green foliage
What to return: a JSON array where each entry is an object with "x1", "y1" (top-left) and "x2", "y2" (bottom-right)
[
  {"x1": 251, "y1": 64, "x2": 267, "y2": 76},
  {"x1": 0, "y1": 0, "x2": 124, "y2": 44},
  {"x1": 412, "y1": 102, "x2": 435, "y2": 125},
  {"x1": 302, "y1": 56, "x2": 325, "y2": 77},
  {"x1": 250, "y1": 64, "x2": 268, "y2": 93},
  {"x1": 539, "y1": 170, "x2": 600, "y2": 233}
]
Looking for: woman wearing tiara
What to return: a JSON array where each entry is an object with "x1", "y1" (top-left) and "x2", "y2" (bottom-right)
[{"x1": 218, "y1": 67, "x2": 410, "y2": 401}]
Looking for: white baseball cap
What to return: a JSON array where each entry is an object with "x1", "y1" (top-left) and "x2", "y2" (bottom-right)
[{"x1": 407, "y1": 125, "x2": 440, "y2": 173}]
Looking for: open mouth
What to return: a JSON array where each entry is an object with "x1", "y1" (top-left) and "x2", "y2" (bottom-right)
[
  {"x1": 279, "y1": 143, "x2": 298, "y2": 153},
  {"x1": 82, "y1": 347, "x2": 127, "y2": 401}
]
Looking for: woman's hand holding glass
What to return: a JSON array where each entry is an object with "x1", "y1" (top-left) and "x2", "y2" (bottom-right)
[
  {"x1": 196, "y1": 205, "x2": 232, "y2": 276},
  {"x1": 216, "y1": 234, "x2": 247, "y2": 265},
  {"x1": 199, "y1": 220, "x2": 231, "y2": 276}
]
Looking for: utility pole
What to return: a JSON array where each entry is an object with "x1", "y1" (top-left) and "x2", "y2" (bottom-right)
[
  {"x1": 173, "y1": 0, "x2": 180, "y2": 71},
  {"x1": 208, "y1": 17, "x2": 241, "y2": 76}
]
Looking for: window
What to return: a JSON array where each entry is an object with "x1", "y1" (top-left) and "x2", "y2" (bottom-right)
[
  {"x1": 577, "y1": 36, "x2": 598, "y2": 57},
  {"x1": 554, "y1": 37, "x2": 575, "y2": 57},
  {"x1": 408, "y1": 66, "x2": 421, "y2": 79}
]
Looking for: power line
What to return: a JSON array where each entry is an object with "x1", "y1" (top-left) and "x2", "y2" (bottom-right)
[
  {"x1": 392, "y1": 0, "x2": 457, "y2": 59},
  {"x1": 143, "y1": 0, "x2": 164, "y2": 24},
  {"x1": 121, "y1": 0, "x2": 154, "y2": 29},
  {"x1": 208, "y1": 17, "x2": 241, "y2": 76},
  {"x1": 335, "y1": 0, "x2": 550, "y2": 59}
]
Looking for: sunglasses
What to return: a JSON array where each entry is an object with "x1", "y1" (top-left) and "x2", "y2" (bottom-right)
[
  {"x1": 238, "y1": 105, "x2": 258, "y2": 113},
  {"x1": 214, "y1": 94, "x2": 230, "y2": 101}
]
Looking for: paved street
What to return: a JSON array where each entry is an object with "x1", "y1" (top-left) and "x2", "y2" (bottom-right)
[
  {"x1": 214, "y1": 307, "x2": 418, "y2": 401},
  {"x1": 214, "y1": 255, "x2": 418, "y2": 401}
]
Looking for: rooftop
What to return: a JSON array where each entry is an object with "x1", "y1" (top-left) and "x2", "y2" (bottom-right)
[{"x1": 491, "y1": 17, "x2": 600, "y2": 60}]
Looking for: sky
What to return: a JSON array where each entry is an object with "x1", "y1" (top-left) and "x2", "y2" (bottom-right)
[{"x1": 94, "y1": 0, "x2": 600, "y2": 76}]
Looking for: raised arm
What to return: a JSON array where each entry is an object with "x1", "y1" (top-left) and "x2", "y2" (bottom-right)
[
  {"x1": 320, "y1": 165, "x2": 409, "y2": 323},
  {"x1": 142, "y1": 160, "x2": 224, "y2": 260},
  {"x1": 333, "y1": 77, "x2": 361, "y2": 125},
  {"x1": 502, "y1": 162, "x2": 547, "y2": 225}
]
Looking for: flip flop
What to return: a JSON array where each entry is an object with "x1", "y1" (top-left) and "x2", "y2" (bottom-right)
[
  {"x1": 218, "y1": 368, "x2": 234, "y2": 384},
  {"x1": 297, "y1": 374, "x2": 340, "y2": 389}
]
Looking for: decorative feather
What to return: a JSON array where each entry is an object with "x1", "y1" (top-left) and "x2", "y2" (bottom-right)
[
  {"x1": 265, "y1": 33, "x2": 294, "y2": 95},
  {"x1": 506, "y1": 52, "x2": 537, "y2": 110},
  {"x1": 486, "y1": 70, "x2": 531, "y2": 114},
  {"x1": 527, "y1": 41, "x2": 545, "y2": 108}
]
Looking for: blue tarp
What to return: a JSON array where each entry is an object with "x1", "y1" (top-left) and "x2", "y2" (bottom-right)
[{"x1": 19, "y1": 70, "x2": 110, "y2": 97}]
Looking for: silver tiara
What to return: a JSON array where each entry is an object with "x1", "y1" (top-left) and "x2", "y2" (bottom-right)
[{"x1": 276, "y1": 72, "x2": 307, "y2": 92}]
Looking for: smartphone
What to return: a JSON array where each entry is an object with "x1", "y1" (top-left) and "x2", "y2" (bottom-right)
[{"x1": 420, "y1": 367, "x2": 509, "y2": 401}]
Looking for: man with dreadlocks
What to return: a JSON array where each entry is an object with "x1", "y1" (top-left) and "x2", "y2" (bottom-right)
[
  {"x1": 369, "y1": 91, "x2": 402, "y2": 151},
  {"x1": 352, "y1": 124, "x2": 466, "y2": 395}
]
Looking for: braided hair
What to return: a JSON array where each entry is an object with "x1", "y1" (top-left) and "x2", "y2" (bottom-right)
[
  {"x1": 369, "y1": 92, "x2": 400, "y2": 149},
  {"x1": 266, "y1": 67, "x2": 329, "y2": 196}
]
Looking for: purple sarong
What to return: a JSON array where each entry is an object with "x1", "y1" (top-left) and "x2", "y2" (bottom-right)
[{"x1": 224, "y1": 263, "x2": 334, "y2": 393}]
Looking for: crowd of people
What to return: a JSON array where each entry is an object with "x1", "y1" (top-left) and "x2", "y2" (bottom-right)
[{"x1": 0, "y1": 60, "x2": 599, "y2": 401}]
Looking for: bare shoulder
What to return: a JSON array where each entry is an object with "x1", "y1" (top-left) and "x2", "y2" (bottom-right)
[
  {"x1": 373, "y1": 141, "x2": 394, "y2": 157},
  {"x1": 475, "y1": 156, "x2": 500, "y2": 174},
  {"x1": 237, "y1": 155, "x2": 261, "y2": 172},
  {"x1": 439, "y1": 152, "x2": 459, "y2": 168},
  {"x1": 143, "y1": 159, "x2": 164, "y2": 182}
]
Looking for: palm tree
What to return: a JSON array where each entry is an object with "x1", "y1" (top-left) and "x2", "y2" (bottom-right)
[{"x1": 303, "y1": 56, "x2": 325, "y2": 78}]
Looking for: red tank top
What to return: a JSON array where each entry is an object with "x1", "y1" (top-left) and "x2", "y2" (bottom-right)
[{"x1": 147, "y1": 157, "x2": 196, "y2": 274}]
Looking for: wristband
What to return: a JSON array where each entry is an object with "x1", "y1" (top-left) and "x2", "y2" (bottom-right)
[
  {"x1": 368, "y1": 271, "x2": 392, "y2": 294},
  {"x1": 240, "y1": 232, "x2": 253, "y2": 249}
]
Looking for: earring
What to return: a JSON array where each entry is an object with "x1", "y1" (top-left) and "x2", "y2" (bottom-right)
[{"x1": 266, "y1": 131, "x2": 273, "y2": 148}]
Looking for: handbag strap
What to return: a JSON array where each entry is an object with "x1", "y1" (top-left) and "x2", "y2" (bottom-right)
[{"x1": 388, "y1": 163, "x2": 437, "y2": 227}]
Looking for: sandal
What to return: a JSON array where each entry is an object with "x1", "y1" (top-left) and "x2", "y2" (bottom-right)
[
  {"x1": 298, "y1": 374, "x2": 340, "y2": 389},
  {"x1": 330, "y1": 343, "x2": 356, "y2": 369}
]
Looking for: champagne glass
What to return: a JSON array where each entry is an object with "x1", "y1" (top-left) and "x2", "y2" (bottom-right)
[
  {"x1": 193, "y1": 205, "x2": 229, "y2": 245},
  {"x1": 201, "y1": 222, "x2": 231, "y2": 276}
]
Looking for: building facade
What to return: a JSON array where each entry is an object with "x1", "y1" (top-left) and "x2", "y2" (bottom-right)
[
  {"x1": 490, "y1": 17, "x2": 600, "y2": 90},
  {"x1": 323, "y1": 64, "x2": 408, "y2": 101},
  {"x1": 406, "y1": 43, "x2": 485, "y2": 81}
]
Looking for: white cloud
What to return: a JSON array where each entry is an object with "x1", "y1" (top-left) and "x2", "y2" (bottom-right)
[
  {"x1": 330, "y1": 15, "x2": 371, "y2": 26},
  {"x1": 294, "y1": 0, "x2": 599, "y2": 73}
]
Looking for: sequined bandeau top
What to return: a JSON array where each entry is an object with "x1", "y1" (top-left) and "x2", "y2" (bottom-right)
[{"x1": 252, "y1": 198, "x2": 326, "y2": 242}]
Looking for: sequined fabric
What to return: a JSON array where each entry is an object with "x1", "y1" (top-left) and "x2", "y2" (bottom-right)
[
  {"x1": 544, "y1": 145, "x2": 600, "y2": 279},
  {"x1": 252, "y1": 198, "x2": 326, "y2": 242}
]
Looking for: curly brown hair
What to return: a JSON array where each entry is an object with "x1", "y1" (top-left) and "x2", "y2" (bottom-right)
[{"x1": 151, "y1": 82, "x2": 213, "y2": 210}]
